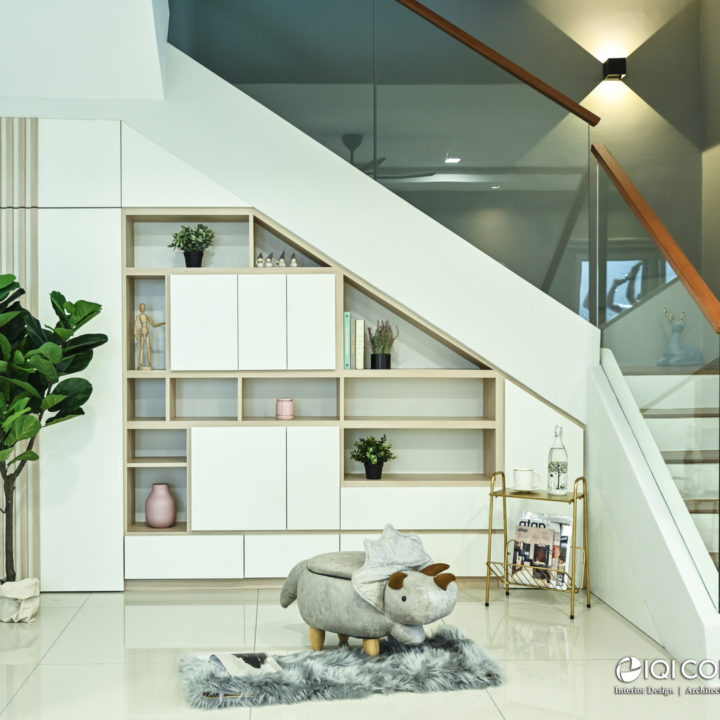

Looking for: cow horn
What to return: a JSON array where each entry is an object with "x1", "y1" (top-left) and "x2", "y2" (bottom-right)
[
  {"x1": 388, "y1": 571, "x2": 407, "y2": 590},
  {"x1": 433, "y1": 573, "x2": 456, "y2": 590},
  {"x1": 420, "y1": 563, "x2": 450, "y2": 576}
]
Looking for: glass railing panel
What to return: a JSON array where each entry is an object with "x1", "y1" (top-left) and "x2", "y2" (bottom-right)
[
  {"x1": 598, "y1": 166, "x2": 720, "y2": 595},
  {"x1": 373, "y1": 0, "x2": 591, "y2": 295},
  {"x1": 168, "y1": 0, "x2": 376, "y2": 164},
  {"x1": 168, "y1": 0, "x2": 593, "y2": 302}
]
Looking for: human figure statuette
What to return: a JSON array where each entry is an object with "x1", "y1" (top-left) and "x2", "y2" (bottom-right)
[{"x1": 134, "y1": 303, "x2": 165, "y2": 370}]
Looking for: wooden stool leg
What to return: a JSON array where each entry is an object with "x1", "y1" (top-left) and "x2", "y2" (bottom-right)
[
  {"x1": 362, "y1": 638, "x2": 380, "y2": 656},
  {"x1": 337, "y1": 633, "x2": 349, "y2": 645},
  {"x1": 309, "y1": 627, "x2": 325, "y2": 651}
]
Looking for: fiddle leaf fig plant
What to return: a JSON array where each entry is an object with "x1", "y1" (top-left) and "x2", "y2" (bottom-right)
[{"x1": 0, "y1": 274, "x2": 107, "y2": 583}]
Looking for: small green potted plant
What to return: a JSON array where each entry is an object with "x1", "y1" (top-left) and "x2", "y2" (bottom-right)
[
  {"x1": 367, "y1": 320, "x2": 399, "y2": 369},
  {"x1": 168, "y1": 223, "x2": 215, "y2": 267},
  {"x1": 350, "y1": 434, "x2": 397, "y2": 480}
]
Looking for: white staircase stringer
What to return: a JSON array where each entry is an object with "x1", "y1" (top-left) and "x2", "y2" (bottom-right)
[{"x1": 588, "y1": 357, "x2": 720, "y2": 658}]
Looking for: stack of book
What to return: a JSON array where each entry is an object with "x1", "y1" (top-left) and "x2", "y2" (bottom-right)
[{"x1": 343, "y1": 312, "x2": 365, "y2": 370}]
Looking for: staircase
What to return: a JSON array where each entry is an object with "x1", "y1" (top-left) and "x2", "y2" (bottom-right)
[{"x1": 626, "y1": 368, "x2": 720, "y2": 567}]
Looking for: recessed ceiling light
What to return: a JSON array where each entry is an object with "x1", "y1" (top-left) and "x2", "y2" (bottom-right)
[
  {"x1": 491, "y1": 185, "x2": 501, "y2": 190},
  {"x1": 444, "y1": 153, "x2": 461, "y2": 165}
]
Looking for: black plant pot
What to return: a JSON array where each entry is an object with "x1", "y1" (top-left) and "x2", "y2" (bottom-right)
[
  {"x1": 370, "y1": 353, "x2": 391, "y2": 369},
  {"x1": 184, "y1": 250, "x2": 204, "y2": 268},
  {"x1": 364, "y1": 462, "x2": 384, "y2": 480}
]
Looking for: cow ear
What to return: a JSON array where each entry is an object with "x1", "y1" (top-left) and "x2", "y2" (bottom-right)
[
  {"x1": 388, "y1": 571, "x2": 407, "y2": 590},
  {"x1": 420, "y1": 563, "x2": 450, "y2": 576},
  {"x1": 433, "y1": 573, "x2": 456, "y2": 591}
]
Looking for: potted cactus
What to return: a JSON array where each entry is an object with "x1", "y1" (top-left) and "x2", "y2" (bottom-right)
[
  {"x1": 350, "y1": 434, "x2": 397, "y2": 480},
  {"x1": 367, "y1": 320, "x2": 399, "y2": 369},
  {"x1": 168, "y1": 223, "x2": 215, "y2": 267}
]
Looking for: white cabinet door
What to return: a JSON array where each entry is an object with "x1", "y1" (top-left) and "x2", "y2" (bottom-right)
[
  {"x1": 237, "y1": 274, "x2": 287, "y2": 369},
  {"x1": 287, "y1": 274, "x2": 336, "y2": 369},
  {"x1": 170, "y1": 275, "x2": 238, "y2": 370},
  {"x1": 287, "y1": 427, "x2": 340, "y2": 530},
  {"x1": 125, "y1": 535, "x2": 244, "y2": 579},
  {"x1": 191, "y1": 427, "x2": 286, "y2": 530},
  {"x1": 244, "y1": 534, "x2": 339, "y2": 578}
]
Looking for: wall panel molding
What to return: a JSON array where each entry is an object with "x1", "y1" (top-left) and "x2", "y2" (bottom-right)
[{"x1": 0, "y1": 117, "x2": 39, "y2": 581}]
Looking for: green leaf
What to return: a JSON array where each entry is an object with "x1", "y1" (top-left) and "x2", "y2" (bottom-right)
[
  {"x1": 66, "y1": 300, "x2": 102, "y2": 331},
  {"x1": 7, "y1": 449, "x2": 39, "y2": 465},
  {"x1": 0, "y1": 333, "x2": 11, "y2": 360},
  {"x1": 63, "y1": 333, "x2": 108, "y2": 355},
  {"x1": 40, "y1": 394, "x2": 66, "y2": 411},
  {"x1": 0, "y1": 448, "x2": 12, "y2": 462},
  {"x1": 27, "y1": 355, "x2": 59, "y2": 383},
  {"x1": 51, "y1": 326, "x2": 75, "y2": 341},
  {"x1": 6, "y1": 414, "x2": 41, "y2": 444},
  {"x1": 24, "y1": 313, "x2": 48, "y2": 346},
  {"x1": 2, "y1": 407, "x2": 30, "y2": 432},
  {"x1": 0, "y1": 311, "x2": 20, "y2": 328},
  {"x1": 53, "y1": 378, "x2": 92, "y2": 411},
  {"x1": 0, "y1": 360, "x2": 7, "y2": 373},
  {"x1": 0, "y1": 275, "x2": 17, "y2": 292},
  {"x1": 45, "y1": 408, "x2": 84, "y2": 426},
  {"x1": 27, "y1": 341, "x2": 63, "y2": 364},
  {"x1": 58, "y1": 351, "x2": 93, "y2": 375},
  {"x1": 2, "y1": 377, "x2": 41, "y2": 399},
  {"x1": 49, "y1": 291, "x2": 70, "y2": 328}
]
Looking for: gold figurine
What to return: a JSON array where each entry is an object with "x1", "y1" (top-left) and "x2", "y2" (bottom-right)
[{"x1": 134, "y1": 303, "x2": 165, "y2": 370}]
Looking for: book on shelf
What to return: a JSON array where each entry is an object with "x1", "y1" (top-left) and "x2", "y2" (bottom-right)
[
  {"x1": 355, "y1": 319, "x2": 364, "y2": 370},
  {"x1": 343, "y1": 312, "x2": 351, "y2": 370},
  {"x1": 511, "y1": 511, "x2": 573, "y2": 590},
  {"x1": 350, "y1": 318, "x2": 356, "y2": 369}
]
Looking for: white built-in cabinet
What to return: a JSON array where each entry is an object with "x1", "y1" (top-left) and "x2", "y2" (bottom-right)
[
  {"x1": 123, "y1": 208, "x2": 503, "y2": 583},
  {"x1": 170, "y1": 274, "x2": 336, "y2": 371},
  {"x1": 190, "y1": 426, "x2": 339, "y2": 531}
]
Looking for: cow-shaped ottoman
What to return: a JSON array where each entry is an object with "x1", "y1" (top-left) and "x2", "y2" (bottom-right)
[{"x1": 280, "y1": 550, "x2": 458, "y2": 656}]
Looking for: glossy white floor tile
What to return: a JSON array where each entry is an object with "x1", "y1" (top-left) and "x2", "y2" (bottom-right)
[{"x1": 0, "y1": 586, "x2": 702, "y2": 719}]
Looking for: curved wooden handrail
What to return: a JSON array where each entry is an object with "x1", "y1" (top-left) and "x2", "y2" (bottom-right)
[
  {"x1": 394, "y1": 0, "x2": 601, "y2": 127},
  {"x1": 592, "y1": 144, "x2": 720, "y2": 333}
]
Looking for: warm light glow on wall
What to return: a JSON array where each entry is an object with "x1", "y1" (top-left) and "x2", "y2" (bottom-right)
[
  {"x1": 591, "y1": 79, "x2": 632, "y2": 104},
  {"x1": 594, "y1": 44, "x2": 630, "y2": 64}
]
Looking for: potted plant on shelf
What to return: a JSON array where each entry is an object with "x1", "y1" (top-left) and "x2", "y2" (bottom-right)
[
  {"x1": 0, "y1": 274, "x2": 107, "y2": 622},
  {"x1": 168, "y1": 223, "x2": 215, "y2": 267},
  {"x1": 367, "y1": 320, "x2": 399, "y2": 369},
  {"x1": 350, "y1": 434, "x2": 397, "y2": 480}
]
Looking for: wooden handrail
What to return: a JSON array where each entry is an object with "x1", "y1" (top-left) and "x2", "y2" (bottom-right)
[
  {"x1": 394, "y1": 0, "x2": 601, "y2": 127},
  {"x1": 592, "y1": 144, "x2": 720, "y2": 333}
]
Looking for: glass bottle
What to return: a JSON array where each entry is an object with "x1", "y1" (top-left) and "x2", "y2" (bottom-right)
[{"x1": 547, "y1": 425, "x2": 568, "y2": 495}]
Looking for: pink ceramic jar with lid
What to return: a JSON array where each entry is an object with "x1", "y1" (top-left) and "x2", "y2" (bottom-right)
[{"x1": 276, "y1": 398, "x2": 295, "y2": 420}]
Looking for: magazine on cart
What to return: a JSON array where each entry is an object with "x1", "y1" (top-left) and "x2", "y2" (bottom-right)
[{"x1": 512, "y1": 511, "x2": 573, "y2": 590}]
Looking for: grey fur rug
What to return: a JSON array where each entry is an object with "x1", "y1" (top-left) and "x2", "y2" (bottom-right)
[{"x1": 179, "y1": 625, "x2": 502, "y2": 710}]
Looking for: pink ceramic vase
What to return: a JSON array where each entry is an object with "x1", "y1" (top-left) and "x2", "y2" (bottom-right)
[
  {"x1": 276, "y1": 398, "x2": 295, "y2": 420},
  {"x1": 145, "y1": 483, "x2": 176, "y2": 528}
]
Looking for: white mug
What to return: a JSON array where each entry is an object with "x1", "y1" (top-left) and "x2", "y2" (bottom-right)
[{"x1": 513, "y1": 469, "x2": 542, "y2": 492}]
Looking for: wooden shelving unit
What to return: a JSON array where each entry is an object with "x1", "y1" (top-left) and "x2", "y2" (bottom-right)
[{"x1": 122, "y1": 206, "x2": 506, "y2": 579}]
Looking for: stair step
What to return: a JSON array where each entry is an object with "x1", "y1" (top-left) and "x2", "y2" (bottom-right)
[
  {"x1": 685, "y1": 498, "x2": 720, "y2": 514},
  {"x1": 662, "y1": 450, "x2": 719, "y2": 464},
  {"x1": 622, "y1": 365, "x2": 719, "y2": 376},
  {"x1": 642, "y1": 408, "x2": 719, "y2": 419},
  {"x1": 712, "y1": 552, "x2": 719, "y2": 569}
]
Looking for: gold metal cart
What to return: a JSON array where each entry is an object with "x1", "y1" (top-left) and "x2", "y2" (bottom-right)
[{"x1": 484, "y1": 471, "x2": 591, "y2": 619}]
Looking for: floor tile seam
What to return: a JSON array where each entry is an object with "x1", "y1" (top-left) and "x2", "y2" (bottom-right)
[
  {"x1": 486, "y1": 687, "x2": 508, "y2": 719},
  {"x1": 0, "y1": 593, "x2": 91, "y2": 718}
]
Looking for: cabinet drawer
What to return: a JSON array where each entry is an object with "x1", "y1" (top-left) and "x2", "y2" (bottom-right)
[
  {"x1": 340, "y1": 486, "x2": 490, "y2": 530},
  {"x1": 341, "y1": 532, "x2": 502, "y2": 576},
  {"x1": 244, "y1": 534, "x2": 339, "y2": 578},
  {"x1": 124, "y1": 535, "x2": 244, "y2": 579}
]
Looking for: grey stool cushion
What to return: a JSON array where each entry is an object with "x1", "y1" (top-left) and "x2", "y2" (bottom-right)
[{"x1": 307, "y1": 551, "x2": 364, "y2": 580}]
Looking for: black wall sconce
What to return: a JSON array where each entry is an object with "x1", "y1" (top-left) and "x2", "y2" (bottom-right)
[{"x1": 602, "y1": 58, "x2": 627, "y2": 80}]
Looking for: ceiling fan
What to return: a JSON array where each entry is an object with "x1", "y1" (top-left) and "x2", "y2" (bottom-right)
[{"x1": 341, "y1": 133, "x2": 436, "y2": 180}]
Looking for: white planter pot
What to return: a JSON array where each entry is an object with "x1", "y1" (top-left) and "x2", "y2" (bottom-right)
[{"x1": 0, "y1": 577, "x2": 40, "y2": 622}]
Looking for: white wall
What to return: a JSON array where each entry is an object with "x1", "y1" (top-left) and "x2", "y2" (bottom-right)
[
  {"x1": 587, "y1": 364, "x2": 720, "y2": 658},
  {"x1": 0, "y1": 0, "x2": 166, "y2": 100}
]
